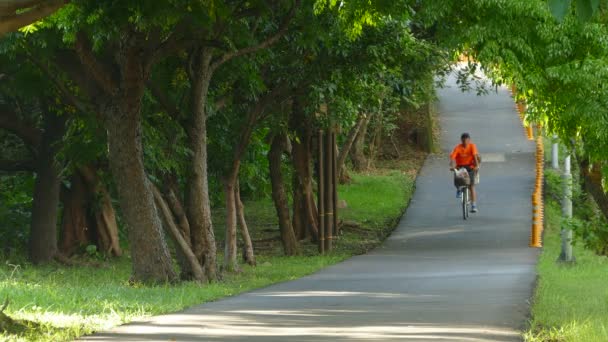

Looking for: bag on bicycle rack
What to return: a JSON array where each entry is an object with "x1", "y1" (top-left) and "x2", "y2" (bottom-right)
[{"x1": 454, "y1": 168, "x2": 470, "y2": 187}]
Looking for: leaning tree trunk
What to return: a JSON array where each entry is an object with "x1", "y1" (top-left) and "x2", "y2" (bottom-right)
[
  {"x1": 186, "y1": 48, "x2": 217, "y2": 281},
  {"x1": 103, "y1": 54, "x2": 176, "y2": 282},
  {"x1": 79, "y1": 166, "x2": 122, "y2": 256},
  {"x1": 235, "y1": 180, "x2": 256, "y2": 265},
  {"x1": 337, "y1": 114, "x2": 365, "y2": 183},
  {"x1": 350, "y1": 113, "x2": 371, "y2": 171},
  {"x1": 164, "y1": 177, "x2": 195, "y2": 280},
  {"x1": 269, "y1": 134, "x2": 299, "y2": 255},
  {"x1": 29, "y1": 113, "x2": 62, "y2": 264},
  {"x1": 151, "y1": 184, "x2": 206, "y2": 282}
]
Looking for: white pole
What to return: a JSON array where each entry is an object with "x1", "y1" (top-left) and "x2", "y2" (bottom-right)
[
  {"x1": 560, "y1": 154, "x2": 574, "y2": 262},
  {"x1": 551, "y1": 134, "x2": 559, "y2": 169}
]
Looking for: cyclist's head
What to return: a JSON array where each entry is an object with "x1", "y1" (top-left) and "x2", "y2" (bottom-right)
[{"x1": 461, "y1": 132, "x2": 470, "y2": 144}]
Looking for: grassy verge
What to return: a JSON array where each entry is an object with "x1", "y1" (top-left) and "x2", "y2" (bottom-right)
[
  {"x1": 524, "y1": 171, "x2": 608, "y2": 341},
  {"x1": 0, "y1": 156, "x2": 423, "y2": 341}
]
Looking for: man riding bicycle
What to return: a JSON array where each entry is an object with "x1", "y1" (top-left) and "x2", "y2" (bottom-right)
[{"x1": 450, "y1": 132, "x2": 480, "y2": 213}]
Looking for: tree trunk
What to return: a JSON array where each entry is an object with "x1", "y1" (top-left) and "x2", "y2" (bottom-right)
[
  {"x1": 105, "y1": 106, "x2": 175, "y2": 282},
  {"x1": 579, "y1": 158, "x2": 608, "y2": 221},
  {"x1": 223, "y1": 178, "x2": 239, "y2": 272},
  {"x1": 60, "y1": 167, "x2": 122, "y2": 257},
  {"x1": 290, "y1": 100, "x2": 319, "y2": 241},
  {"x1": 337, "y1": 114, "x2": 365, "y2": 183},
  {"x1": 103, "y1": 52, "x2": 176, "y2": 282},
  {"x1": 350, "y1": 113, "x2": 371, "y2": 171},
  {"x1": 292, "y1": 133, "x2": 319, "y2": 240},
  {"x1": 28, "y1": 113, "x2": 62, "y2": 264},
  {"x1": 60, "y1": 173, "x2": 91, "y2": 256},
  {"x1": 318, "y1": 131, "x2": 325, "y2": 254},
  {"x1": 269, "y1": 134, "x2": 299, "y2": 255},
  {"x1": 292, "y1": 175, "x2": 305, "y2": 239},
  {"x1": 186, "y1": 49, "x2": 218, "y2": 281},
  {"x1": 235, "y1": 180, "x2": 256, "y2": 265},
  {"x1": 151, "y1": 184, "x2": 206, "y2": 282},
  {"x1": 164, "y1": 177, "x2": 195, "y2": 280},
  {"x1": 222, "y1": 106, "x2": 259, "y2": 271},
  {"x1": 79, "y1": 166, "x2": 122, "y2": 257}
]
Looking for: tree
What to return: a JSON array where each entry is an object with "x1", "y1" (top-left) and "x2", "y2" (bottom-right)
[{"x1": 0, "y1": 0, "x2": 67, "y2": 36}]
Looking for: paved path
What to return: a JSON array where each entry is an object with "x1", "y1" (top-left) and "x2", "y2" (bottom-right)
[{"x1": 85, "y1": 71, "x2": 539, "y2": 342}]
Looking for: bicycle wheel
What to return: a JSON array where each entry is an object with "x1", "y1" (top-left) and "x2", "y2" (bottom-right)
[
  {"x1": 465, "y1": 188, "x2": 470, "y2": 219},
  {"x1": 462, "y1": 187, "x2": 468, "y2": 220}
]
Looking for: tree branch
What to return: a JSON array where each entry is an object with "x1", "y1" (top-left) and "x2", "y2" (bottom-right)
[
  {"x1": 210, "y1": 0, "x2": 301, "y2": 71},
  {"x1": 232, "y1": 82, "x2": 290, "y2": 164},
  {"x1": 0, "y1": 107, "x2": 42, "y2": 146},
  {"x1": 52, "y1": 49, "x2": 103, "y2": 105},
  {"x1": 0, "y1": 0, "x2": 42, "y2": 13},
  {"x1": 0, "y1": 159, "x2": 35, "y2": 171},
  {"x1": 579, "y1": 157, "x2": 608, "y2": 222},
  {"x1": 74, "y1": 31, "x2": 118, "y2": 95},
  {"x1": 147, "y1": 81, "x2": 183, "y2": 122},
  {"x1": 0, "y1": 0, "x2": 66, "y2": 36},
  {"x1": 148, "y1": 79, "x2": 230, "y2": 120},
  {"x1": 337, "y1": 114, "x2": 366, "y2": 179},
  {"x1": 149, "y1": 19, "x2": 200, "y2": 66},
  {"x1": 25, "y1": 52, "x2": 94, "y2": 114}
]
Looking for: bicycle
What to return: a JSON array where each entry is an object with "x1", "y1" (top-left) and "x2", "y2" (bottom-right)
[{"x1": 453, "y1": 168, "x2": 472, "y2": 220}]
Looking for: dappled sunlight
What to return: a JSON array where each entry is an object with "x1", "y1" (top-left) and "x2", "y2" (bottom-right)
[
  {"x1": 10, "y1": 310, "x2": 122, "y2": 330},
  {"x1": 392, "y1": 228, "x2": 466, "y2": 240},
  {"x1": 227, "y1": 309, "x2": 365, "y2": 317},
  {"x1": 85, "y1": 309, "x2": 522, "y2": 341},
  {"x1": 251, "y1": 291, "x2": 431, "y2": 299}
]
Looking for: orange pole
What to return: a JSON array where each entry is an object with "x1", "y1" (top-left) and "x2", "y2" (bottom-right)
[{"x1": 530, "y1": 124, "x2": 544, "y2": 247}]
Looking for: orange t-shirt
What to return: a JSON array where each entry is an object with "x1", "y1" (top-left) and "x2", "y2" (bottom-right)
[{"x1": 450, "y1": 143, "x2": 478, "y2": 167}]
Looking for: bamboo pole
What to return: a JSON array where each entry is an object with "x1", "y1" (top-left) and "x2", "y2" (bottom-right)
[
  {"x1": 318, "y1": 130, "x2": 325, "y2": 254},
  {"x1": 324, "y1": 130, "x2": 333, "y2": 252},
  {"x1": 332, "y1": 131, "x2": 339, "y2": 238}
]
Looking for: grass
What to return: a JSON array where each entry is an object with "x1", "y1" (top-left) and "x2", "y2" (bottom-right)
[
  {"x1": 0, "y1": 155, "x2": 423, "y2": 341},
  {"x1": 524, "y1": 184, "x2": 608, "y2": 341},
  {"x1": 0, "y1": 254, "x2": 346, "y2": 341}
]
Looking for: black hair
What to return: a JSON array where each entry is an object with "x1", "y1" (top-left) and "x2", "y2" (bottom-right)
[{"x1": 461, "y1": 132, "x2": 470, "y2": 140}]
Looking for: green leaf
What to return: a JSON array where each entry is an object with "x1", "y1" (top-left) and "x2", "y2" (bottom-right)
[
  {"x1": 548, "y1": 0, "x2": 572, "y2": 22},
  {"x1": 576, "y1": 0, "x2": 594, "y2": 22}
]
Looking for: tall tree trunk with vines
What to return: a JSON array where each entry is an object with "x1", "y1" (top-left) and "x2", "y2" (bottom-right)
[{"x1": 290, "y1": 100, "x2": 319, "y2": 241}]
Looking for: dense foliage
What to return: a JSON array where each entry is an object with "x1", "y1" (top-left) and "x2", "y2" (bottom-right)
[{"x1": 0, "y1": 0, "x2": 446, "y2": 282}]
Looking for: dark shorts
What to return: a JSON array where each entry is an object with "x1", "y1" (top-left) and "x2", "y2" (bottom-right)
[{"x1": 458, "y1": 165, "x2": 476, "y2": 185}]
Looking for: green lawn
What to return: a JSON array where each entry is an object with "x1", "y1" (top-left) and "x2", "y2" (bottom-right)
[
  {"x1": 524, "y1": 200, "x2": 608, "y2": 341},
  {"x1": 0, "y1": 165, "x2": 420, "y2": 341}
]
